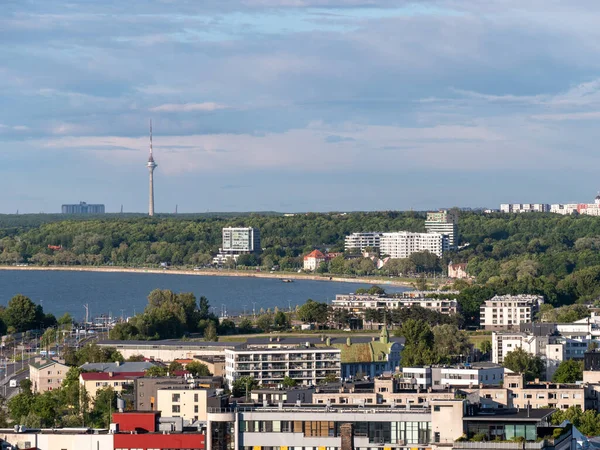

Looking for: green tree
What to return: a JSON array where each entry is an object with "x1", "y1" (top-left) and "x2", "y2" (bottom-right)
[
  {"x1": 232, "y1": 376, "x2": 258, "y2": 398},
  {"x1": 126, "y1": 354, "x2": 146, "y2": 362},
  {"x1": 297, "y1": 299, "x2": 328, "y2": 325},
  {"x1": 145, "y1": 366, "x2": 168, "y2": 377},
  {"x1": 204, "y1": 322, "x2": 218, "y2": 342},
  {"x1": 282, "y1": 376, "x2": 297, "y2": 388},
  {"x1": 90, "y1": 387, "x2": 117, "y2": 428},
  {"x1": 502, "y1": 347, "x2": 545, "y2": 381},
  {"x1": 432, "y1": 324, "x2": 470, "y2": 363},
  {"x1": 168, "y1": 361, "x2": 184, "y2": 373},
  {"x1": 397, "y1": 319, "x2": 438, "y2": 366},
  {"x1": 273, "y1": 311, "x2": 290, "y2": 329},
  {"x1": 58, "y1": 312, "x2": 73, "y2": 327},
  {"x1": 4, "y1": 294, "x2": 44, "y2": 332},
  {"x1": 186, "y1": 361, "x2": 211, "y2": 377},
  {"x1": 479, "y1": 340, "x2": 492, "y2": 355},
  {"x1": 552, "y1": 360, "x2": 583, "y2": 383},
  {"x1": 8, "y1": 391, "x2": 34, "y2": 423}
]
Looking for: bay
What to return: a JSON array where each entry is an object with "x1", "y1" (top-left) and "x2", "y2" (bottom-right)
[{"x1": 0, "y1": 270, "x2": 409, "y2": 321}]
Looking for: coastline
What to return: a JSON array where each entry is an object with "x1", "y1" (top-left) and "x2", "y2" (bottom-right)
[{"x1": 0, "y1": 265, "x2": 415, "y2": 288}]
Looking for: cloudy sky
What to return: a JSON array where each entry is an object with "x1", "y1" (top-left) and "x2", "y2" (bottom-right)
[{"x1": 3, "y1": 0, "x2": 600, "y2": 213}]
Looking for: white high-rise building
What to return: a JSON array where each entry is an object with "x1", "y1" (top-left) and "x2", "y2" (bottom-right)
[
  {"x1": 344, "y1": 232, "x2": 383, "y2": 252},
  {"x1": 425, "y1": 210, "x2": 458, "y2": 250},
  {"x1": 480, "y1": 294, "x2": 544, "y2": 330},
  {"x1": 379, "y1": 232, "x2": 445, "y2": 259},
  {"x1": 221, "y1": 227, "x2": 261, "y2": 254}
]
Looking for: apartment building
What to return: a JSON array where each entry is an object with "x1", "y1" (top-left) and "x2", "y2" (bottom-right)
[
  {"x1": 344, "y1": 232, "x2": 383, "y2": 252},
  {"x1": 397, "y1": 364, "x2": 504, "y2": 389},
  {"x1": 462, "y1": 373, "x2": 597, "y2": 411},
  {"x1": 221, "y1": 227, "x2": 260, "y2": 254},
  {"x1": 303, "y1": 249, "x2": 327, "y2": 271},
  {"x1": 29, "y1": 358, "x2": 70, "y2": 393},
  {"x1": 500, "y1": 204, "x2": 550, "y2": 213},
  {"x1": 312, "y1": 376, "x2": 456, "y2": 407},
  {"x1": 380, "y1": 231, "x2": 446, "y2": 259},
  {"x1": 331, "y1": 291, "x2": 459, "y2": 325},
  {"x1": 425, "y1": 210, "x2": 458, "y2": 249},
  {"x1": 156, "y1": 387, "x2": 228, "y2": 422},
  {"x1": 134, "y1": 376, "x2": 223, "y2": 411},
  {"x1": 79, "y1": 371, "x2": 145, "y2": 401},
  {"x1": 224, "y1": 345, "x2": 341, "y2": 388},
  {"x1": 480, "y1": 294, "x2": 544, "y2": 330}
]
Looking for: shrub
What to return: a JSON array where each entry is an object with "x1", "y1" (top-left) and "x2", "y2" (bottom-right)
[{"x1": 471, "y1": 433, "x2": 487, "y2": 442}]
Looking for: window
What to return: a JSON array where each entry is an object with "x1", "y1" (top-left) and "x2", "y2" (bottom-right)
[
  {"x1": 172, "y1": 405, "x2": 180, "y2": 413},
  {"x1": 194, "y1": 405, "x2": 198, "y2": 413},
  {"x1": 172, "y1": 393, "x2": 180, "y2": 402},
  {"x1": 194, "y1": 393, "x2": 199, "y2": 402}
]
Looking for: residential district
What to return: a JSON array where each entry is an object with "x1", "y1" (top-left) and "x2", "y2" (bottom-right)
[{"x1": 1, "y1": 285, "x2": 600, "y2": 450}]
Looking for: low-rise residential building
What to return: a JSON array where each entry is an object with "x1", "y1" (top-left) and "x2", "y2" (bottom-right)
[
  {"x1": 224, "y1": 345, "x2": 341, "y2": 388},
  {"x1": 303, "y1": 249, "x2": 327, "y2": 271},
  {"x1": 312, "y1": 377, "x2": 456, "y2": 406},
  {"x1": 244, "y1": 333, "x2": 403, "y2": 380},
  {"x1": 193, "y1": 355, "x2": 226, "y2": 377},
  {"x1": 134, "y1": 376, "x2": 224, "y2": 411},
  {"x1": 79, "y1": 371, "x2": 144, "y2": 401},
  {"x1": 331, "y1": 291, "x2": 459, "y2": 329},
  {"x1": 29, "y1": 358, "x2": 70, "y2": 393},
  {"x1": 480, "y1": 294, "x2": 544, "y2": 330},
  {"x1": 462, "y1": 373, "x2": 597, "y2": 411},
  {"x1": 79, "y1": 361, "x2": 156, "y2": 373},
  {"x1": 156, "y1": 386, "x2": 226, "y2": 422},
  {"x1": 397, "y1": 364, "x2": 504, "y2": 389}
]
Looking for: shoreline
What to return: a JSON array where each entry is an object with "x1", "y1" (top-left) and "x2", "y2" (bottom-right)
[{"x1": 0, "y1": 265, "x2": 415, "y2": 288}]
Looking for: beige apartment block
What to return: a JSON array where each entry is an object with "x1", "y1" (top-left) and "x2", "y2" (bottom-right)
[
  {"x1": 79, "y1": 372, "x2": 142, "y2": 401},
  {"x1": 462, "y1": 373, "x2": 596, "y2": 411},
  {"x1": 29, "y1": 358, "x2": 69, "y2": 393},
  {"x1": 313, "y1": 377, "x2": 455, "y2": 406},
  {"x1": 156, "y1": 388, "x2": 211, "y2": 422},
  {"x1": 193, "y1": 355, "x2": 225, "y2": 377}
]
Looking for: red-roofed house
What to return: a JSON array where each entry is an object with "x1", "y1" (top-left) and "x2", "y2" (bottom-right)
[
  {"x1": 303, "y1": 250, "x2": 327, "y2": 271},
  {"x1": 79, "y1": 371, "x2": 145, "y2": 401}
]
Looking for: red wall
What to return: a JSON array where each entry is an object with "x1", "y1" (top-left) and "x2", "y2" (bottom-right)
[
  {"x1": 114, "y1": 433, "x2": 205, "y2": 450},
  {"x1": 112, "y1": 412, "x2": 158, "y2": 433}
]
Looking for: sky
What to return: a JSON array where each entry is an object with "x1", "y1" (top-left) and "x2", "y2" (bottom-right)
[{"x1": 3, "y1": 1, "x2": 600, "y2": 213}]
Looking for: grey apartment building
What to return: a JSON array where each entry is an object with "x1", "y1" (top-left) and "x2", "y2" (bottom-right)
[{"x1": 61, "y1": 202, "x2": 105, "y2": 214}]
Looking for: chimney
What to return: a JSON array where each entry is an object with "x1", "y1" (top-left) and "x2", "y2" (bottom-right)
[{"x1": 340, "y1": 423, "x2": 355, "y2": 450}]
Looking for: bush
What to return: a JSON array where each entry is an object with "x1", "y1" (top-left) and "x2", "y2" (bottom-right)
[
  {"x1": 553, "y1": 428, "x2": 564, "y2": 439},
  {"x1": 471, "y1": 433, "x2": 487, "y2": 442}
]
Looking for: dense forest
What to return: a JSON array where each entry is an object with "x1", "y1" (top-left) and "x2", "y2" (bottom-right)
[{"x1": 3, "y1": 211, "x2": 600, "y2": 321}]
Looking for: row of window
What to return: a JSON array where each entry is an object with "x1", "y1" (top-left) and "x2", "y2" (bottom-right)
[{"x1": 239, "y1": 420, "x2": 431, "y2": 444}]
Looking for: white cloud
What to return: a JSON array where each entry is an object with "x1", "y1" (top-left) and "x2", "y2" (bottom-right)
[{"x1": 149, "y1": 102, "x2": 230, "y2": 113}]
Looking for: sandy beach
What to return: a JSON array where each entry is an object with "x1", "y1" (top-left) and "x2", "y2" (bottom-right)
[{"x1": 0, "y1": 265, "x2": 415, "y2": 288}]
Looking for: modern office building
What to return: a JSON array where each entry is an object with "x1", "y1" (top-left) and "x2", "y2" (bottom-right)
[
  {"x1": 224, "y1": 345, "x2": 341, "y2": 388},
  {"x1": 480, "y1": 294, "x2": 544, "y2": 330},
  {"x1": 379, "y1": 231, "x2": 446, "y2": 258},
  {"x1": 344, "y1": 232, "x2": 383, "y2": 252},
  {"x1": 425, "y1": 210, "x2": 458, "y2": 249},
  {"x1": 61, "y1": 202, "x2": 105, "y2": 214}
]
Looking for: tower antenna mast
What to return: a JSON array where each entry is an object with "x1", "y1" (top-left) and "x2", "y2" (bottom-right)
[{"x1": 147, "y1": 120, "x2": 157, "y2": 216}]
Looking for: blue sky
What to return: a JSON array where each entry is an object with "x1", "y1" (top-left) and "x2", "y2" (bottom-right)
[{"x1": 3, "y1": 0, "x2": 600, "y2": 213}]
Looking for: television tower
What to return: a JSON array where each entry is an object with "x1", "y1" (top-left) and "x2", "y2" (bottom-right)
[{"x1": 147, "y1": 120, "x2": 157, "y2": 216}]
